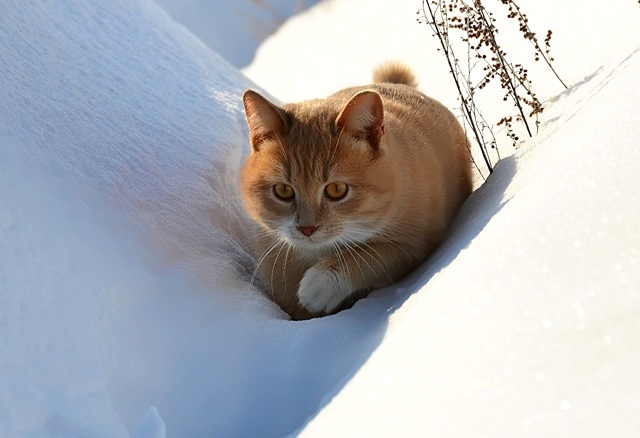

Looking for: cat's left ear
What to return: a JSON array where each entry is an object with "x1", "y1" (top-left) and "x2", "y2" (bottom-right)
[
  {"x1": 242, "y1": 89, "x2": 289, "y2": 152},
  {"x1": 335, "y1": 90, "x2": 384, "y2": 151}
]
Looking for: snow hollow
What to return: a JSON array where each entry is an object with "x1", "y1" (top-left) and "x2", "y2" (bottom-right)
[{"x1": 1, "y1": 0, "x2": 639, "y2": 437}]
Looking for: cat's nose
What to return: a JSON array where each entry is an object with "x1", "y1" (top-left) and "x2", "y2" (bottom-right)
[{"x1": 297, "y1": 225, "x2": 318, "y2": 237}]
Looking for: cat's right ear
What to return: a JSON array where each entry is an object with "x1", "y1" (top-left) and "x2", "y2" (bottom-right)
[
  {"x1": 335, "y1": 90, "x2": 385, "y2": 152},
  {"x1": 242, "y1": 90, "x2": 289, "y2": 152}
]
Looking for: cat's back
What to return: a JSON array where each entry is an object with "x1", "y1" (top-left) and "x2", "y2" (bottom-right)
[
  {"x1": 337, "y1": 63, "x2": 473, "y2": 236},
  {"x1": 328, "y1": 65, "x2": 467, "y2": 161}
]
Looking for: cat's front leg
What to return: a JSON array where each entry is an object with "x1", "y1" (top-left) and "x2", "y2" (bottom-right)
[
  {"x1": 297, "y1": 242, "x2": 422, "y2": 315},
  {"x1": 297, "y1": 262, "x2": 352, "y2": 315}
]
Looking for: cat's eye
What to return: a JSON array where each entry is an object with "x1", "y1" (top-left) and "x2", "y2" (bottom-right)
[
  {"x1": 324, "y1": 182, "x2": 348, "y2": 200},
  {"x1": 273, "y1": 183, "x2": 295, "y2": 201}
]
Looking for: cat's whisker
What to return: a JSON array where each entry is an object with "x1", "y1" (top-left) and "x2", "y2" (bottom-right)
[
  {"x1": 341, "y1": 235, "x2": 394, "y2": 285},
  {"x1": 336, "y1": 237, "x2": 369, "y2": 288},
  {"x1": 339, "y1": 236, "x2": 384, "y2": 286},
  {"x1": 269, "y1": 239, "x2": 289, "y2": 302},
  {"x1": 333, "y1": 240, "x2": 352, "y2": 284},
  {"x1": 282, "y1": 243, "x2": 293, "y2": 296},
  {"x1": 250, "y1": 237, "x2": 285, "y2": 292},
  {"x1": 346, "y1": 227, "x2": 416, "y2": 263},
  {"x1": 359, "y1": 242, "x2": 396, "y2": 284}
]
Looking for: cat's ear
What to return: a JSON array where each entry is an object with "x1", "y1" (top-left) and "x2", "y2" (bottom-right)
[
  {"x1": 242, "y1": 90, "x2": 289, "y2": 152},
  {"x1": 335, "y1": 90, "x2": 385, "y2": 150}
]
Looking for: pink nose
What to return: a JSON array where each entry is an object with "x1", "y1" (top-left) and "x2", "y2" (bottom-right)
[{"x1": 297, "y1": 225, "x2": 318, "y2": 237}]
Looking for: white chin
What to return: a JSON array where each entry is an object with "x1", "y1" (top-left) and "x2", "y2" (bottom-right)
[{"x1": 286, "y1": 233, "x2": 333, "y2": 255}]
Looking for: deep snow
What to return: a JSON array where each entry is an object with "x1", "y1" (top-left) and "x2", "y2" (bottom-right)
[
  {"x1": 0, "y1": 0, "x2": 639, "y2": 437},
  {"x1": 303, "y1": 46, "x2": 640, "y2": 437},
  {"x1": 0, "y1": 1, "x2": 389, "y2": 436},
  {"x1": 154, "y1": 0, "x2": 323, "y2": 68}
]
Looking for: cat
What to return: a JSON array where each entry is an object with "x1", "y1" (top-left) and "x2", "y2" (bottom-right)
[{"x1": 240, "y1": 62, "x2": 473, "y2": 320}]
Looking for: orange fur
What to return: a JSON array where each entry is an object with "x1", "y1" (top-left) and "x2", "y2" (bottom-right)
[
  {"x1": 241, "y1": 62, "x2": 473, "y2": 320},
  {"x1": 372, "y1": 61, "x2": 419, "y2": 88}
]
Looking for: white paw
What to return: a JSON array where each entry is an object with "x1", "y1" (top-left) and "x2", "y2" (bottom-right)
[{"x1": 297, "y1": 265, "x2": 351, "y2": 313}]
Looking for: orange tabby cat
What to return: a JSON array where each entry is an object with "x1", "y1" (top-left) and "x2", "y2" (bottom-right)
[{"x1": 241, "y1": 62, "x2": 473, "y2": 320}]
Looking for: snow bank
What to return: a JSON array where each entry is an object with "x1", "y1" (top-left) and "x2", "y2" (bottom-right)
[
  {"x1": 0, "y1": 0, "x2": 270, "y2": 435},
  {"x1": 303, "y1": 46, "x2": 640, "y2": 437},
  {"x1": 0, "y1": 136, "x2": 130, "y2": 437},
  {"x1": 245, "y1": 0, "x2": 640, "y2": 434},
  {"x1": 0, "y1": 0, "x2": 258, "y2": 284},
  {"x1": 246, "y1": 0, "x2": 640, "y2": 104},
  {"x1": 153, "y1": 0, "x2": 323, "y2": 68},
  {"x1": 0, "y1": 1, "x2": 387, "y2": 436},
  {"x1": 1, "y1": 0, "x2": 639, "y2": 436}
]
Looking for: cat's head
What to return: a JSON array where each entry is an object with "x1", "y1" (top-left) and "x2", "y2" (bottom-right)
[{"x1": 240, "y1": 89, "x2": 398, "y2": 255}]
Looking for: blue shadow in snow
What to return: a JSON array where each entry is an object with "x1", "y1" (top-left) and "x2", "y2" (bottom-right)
[{"x1": 268, "y1": 155, "x2": 518, "y2": 436}]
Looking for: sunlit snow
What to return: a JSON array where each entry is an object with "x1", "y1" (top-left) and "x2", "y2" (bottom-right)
[{"x1": 1, "y1": 0, "x2": 638, "y2": 436}]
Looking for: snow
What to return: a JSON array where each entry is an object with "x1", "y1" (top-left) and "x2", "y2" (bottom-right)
[
  {"x1": 153, "y1": 0, "x2": 322, "y2": 68},
  {"x1": 303, "y1": 46, "x2": 640, "y2": 437},
  {"x1": 135, "y1": 407, "x2": 165, "y2": 438},
  {"x1": 1, "y1": 0, "x2": 639, "y2": 437},
  {"x1": 245, "y1": 0, "x2": 640, "y2": 105}
]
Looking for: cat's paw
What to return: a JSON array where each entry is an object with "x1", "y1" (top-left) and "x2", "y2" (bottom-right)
[{"x1": 298, "y1": 265, "x2": 350, "y2": 314}]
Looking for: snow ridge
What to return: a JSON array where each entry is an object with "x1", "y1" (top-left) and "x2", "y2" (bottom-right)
[{"x1": 1, "y1": 0, "x2": 639, "y2": 436}]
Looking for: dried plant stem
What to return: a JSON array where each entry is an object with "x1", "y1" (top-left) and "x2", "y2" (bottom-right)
[
  {"x1": 422, "y1": 0, "x2": 494, "y2": 173},
  {"x1": 475, "y1": 3, "x2": 532, "y2": 137},
  {"x1": 419, "y1": 0, "x2": 565, "y2": 173},
  {"x1": 499, "y1": 0, "x2": 568, "y2": 89}
]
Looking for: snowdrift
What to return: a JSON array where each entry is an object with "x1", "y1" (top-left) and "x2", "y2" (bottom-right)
[
  {"x1": 154, "y1": 0, "x2": 323, "y2": 68},
  {"x1": 1, "y1": 0, "x2": 639, "y2": 437},
  {"x1": 0, "y1": 1, "x2": 386, "y2": 436},
  {"x1": 303, "y1": 47, "x2": 640, "y2": 437}
]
